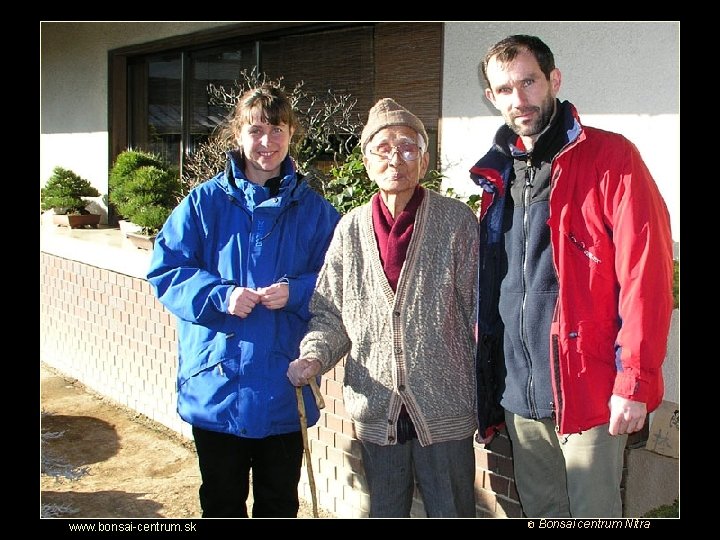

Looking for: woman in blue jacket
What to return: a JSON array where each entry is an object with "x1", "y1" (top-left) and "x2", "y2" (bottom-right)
[{"x1": 147, "y1": 84, "x2": 340, "y2": 518}]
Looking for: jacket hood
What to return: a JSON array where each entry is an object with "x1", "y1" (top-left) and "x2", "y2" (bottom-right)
[{"x1": 216, "y1": 151, "x2": 309, "y2": 212}]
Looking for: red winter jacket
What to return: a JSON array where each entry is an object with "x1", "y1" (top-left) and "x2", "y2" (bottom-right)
[{"x1": 471, "y1": 102, "x2": 674, "y2": 435}]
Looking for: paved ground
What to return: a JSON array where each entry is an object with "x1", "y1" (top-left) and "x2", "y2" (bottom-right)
[{"x1": 40, "y1": 363, "x2": 333, "y2": 519}]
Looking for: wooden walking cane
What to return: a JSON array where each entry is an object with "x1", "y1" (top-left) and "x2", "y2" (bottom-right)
[{"x1": 296, "y1": 378, "x2": 325, "y2": 518}]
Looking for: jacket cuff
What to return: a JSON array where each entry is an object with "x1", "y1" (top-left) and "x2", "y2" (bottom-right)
[
  {"x1": 276, "y1": 276, "x2": 300, "y2": 312},
  {"x1": 475, "y1": 422, "x2": 505, "y2": 445},
  {"x1": 612, "y1": 369, "x2": 648, "y2": 402}
]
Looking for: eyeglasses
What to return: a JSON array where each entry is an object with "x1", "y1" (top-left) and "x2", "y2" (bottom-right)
[{"x1": 368, "y1": 142, "x2": 422, "y2": 162}]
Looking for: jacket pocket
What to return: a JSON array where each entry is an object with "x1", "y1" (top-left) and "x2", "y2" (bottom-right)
[
  {"x1": 572, "y1": 319, "x2": 619, "y2": 373},
  {"x1": 178, "y1": 357, "x2": 241, "y2": 430},
  {"x1": 564, "y1": 319, "x2": 619, "y2": 426}
]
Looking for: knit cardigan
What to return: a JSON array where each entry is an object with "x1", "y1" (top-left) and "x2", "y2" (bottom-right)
[{"x1": 299, "y1": 189, "x2": 479, "y2": 446}]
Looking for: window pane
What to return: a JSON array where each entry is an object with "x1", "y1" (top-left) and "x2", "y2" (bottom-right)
[
  {"x1": 126, "y1": 25, "x2": 385, "y2": 177},
  {"x1": 128, "y1": 54, "x2": 182, "y2": 167},
  {"x1": 189, "y1": 46, "x2": 256, "y2": 155}
]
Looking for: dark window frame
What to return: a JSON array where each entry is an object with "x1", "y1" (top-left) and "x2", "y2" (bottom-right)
[
  {"x1": 108, "y1": 22, "x2": 371, "y2": 174},
  {"x1": 107, "y1": 22, "x2": 443, "y2": 199}
]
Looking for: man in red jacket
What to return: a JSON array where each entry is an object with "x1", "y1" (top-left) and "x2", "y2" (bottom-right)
[{"x1": 471, "y1": 35, "x2": 674, "y2": 518}]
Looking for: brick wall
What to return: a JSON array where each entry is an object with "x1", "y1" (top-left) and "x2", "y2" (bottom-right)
[
  {"x1": 40, "y1": 244, "x2": 520, "y2": 518},
  {"x1": 40, "y1": 252, "x2": 187, "y2": 437}
]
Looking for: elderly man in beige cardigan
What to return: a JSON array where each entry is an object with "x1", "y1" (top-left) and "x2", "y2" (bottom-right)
[{"x1": 287, "y1": 98, "x2": 480, "y2": 518}]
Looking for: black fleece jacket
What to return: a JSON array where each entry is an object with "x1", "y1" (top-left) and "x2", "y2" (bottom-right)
[{"x1": 496, "y1": 100, "x2": 568, "y2": 420}]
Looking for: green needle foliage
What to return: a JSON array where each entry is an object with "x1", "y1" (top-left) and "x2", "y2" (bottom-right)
[
  {"x1": 109, "y1": 150, "x2": 181, "y2": 235},
  {"x1": 41, "y1": 167, "x2": 100, "y2": 215}
]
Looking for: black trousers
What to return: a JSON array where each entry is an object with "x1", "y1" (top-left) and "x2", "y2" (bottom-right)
[{"x1": 192, "y1": 426, "x2": 304, "y2": 518}]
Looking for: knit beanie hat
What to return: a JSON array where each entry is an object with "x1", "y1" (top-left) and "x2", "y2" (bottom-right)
[{"x1": 360, "y1": 98, "x2": 428, "y2": 154}]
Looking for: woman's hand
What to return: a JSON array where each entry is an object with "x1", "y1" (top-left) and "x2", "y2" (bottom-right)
[
  {"x1": 227, "y1": 287, "x2": 261, "y2": 318},
  {"x1": 257, "y1": 282, "x2": 289, "y2": 310}
]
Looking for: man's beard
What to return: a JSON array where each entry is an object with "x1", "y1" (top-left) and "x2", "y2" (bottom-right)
[{"x1": 506, "y1": 95, "x2": 555, "y2": 138}]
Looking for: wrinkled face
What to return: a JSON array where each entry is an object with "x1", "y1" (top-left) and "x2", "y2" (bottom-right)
[
  {"x1": 363, "y1": 126, "x2": 429, "y2": 197},
  {"x1": 238, "y1": 111, "x2": 294, "y2": 181},
  {"x1": 484, "y1": 49, "x2": 561, "y2": 140}
]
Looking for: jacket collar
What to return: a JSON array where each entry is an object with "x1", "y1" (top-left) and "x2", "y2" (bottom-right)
[
  {"x1": 470, "y1": 100, "x2": 583, "y2": 193},
  {"x1": 221, "y1": 152, "x2": 305, "y2": 210}
]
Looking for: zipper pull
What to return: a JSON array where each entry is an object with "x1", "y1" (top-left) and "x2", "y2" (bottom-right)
[
  {"x1": 551, "y1": 401, "x2": 560, "y2": 432},
  {"x1": 524, "y1": 155, "x2": 534, "y2": 187}
]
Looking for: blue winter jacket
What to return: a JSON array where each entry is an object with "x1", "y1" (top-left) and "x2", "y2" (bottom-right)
[{"x1": 147, "y1": 153, "x2": 340, "y2": 438}]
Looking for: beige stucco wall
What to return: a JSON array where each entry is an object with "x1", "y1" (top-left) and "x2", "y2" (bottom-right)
[
  {"x1": 441, "y1": 21, "x2": 680, "y2": 242},
  {"x1": 40, "y1": 22, "x2": 236, "y2": 193}
]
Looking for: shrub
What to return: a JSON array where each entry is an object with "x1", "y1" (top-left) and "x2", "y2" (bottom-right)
[
  {"x1": 41, "y1": 167, "x2": 100, "y2": 215},
  {"x1": 321, "y1": 146, "x2": 374, "y2": 214},
  {"x1": 109, "y1": 150, "x2": 181, "y2": 234}
]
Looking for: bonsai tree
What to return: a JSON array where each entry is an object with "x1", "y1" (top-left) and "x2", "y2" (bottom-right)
[
  {"x1": 41, "y1": 167, "x2": 100, "y2": 215},
  {"x1": 109, "y1": 150, "x2": 181, "y2": 235}
]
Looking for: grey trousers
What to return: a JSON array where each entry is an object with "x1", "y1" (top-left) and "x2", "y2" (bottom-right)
[
  {"x1": 505, "y1": 410, "x2": 628, "y2": 518},
  {"x1": 360, "y1": 436, "x2": 476, "y2": 518}
]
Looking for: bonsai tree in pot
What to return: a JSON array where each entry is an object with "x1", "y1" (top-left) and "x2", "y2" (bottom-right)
[
  {"x1": 41, "y1": 166, "x2": 101, "y2": 228},
  {"x1": 109, "y1": 150, "x2": 181, "y2": 249}
]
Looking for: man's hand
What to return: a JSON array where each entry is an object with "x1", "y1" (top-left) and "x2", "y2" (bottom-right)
[
  {"x1": 287, "y1": 358, "x2": 322, "y2": 387},
  {"x1": 475, "y1": 432, "x2": 495, "y2": 445},
  {"x1": 257, "y1": 282, "x2": 289, "y2": 310},
  {"x1": 227, "y1": 287, "x2": 261, "y2": 318},
  {"x1": 608, "y1": 395, "x2": 647, "y2": 435}
]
